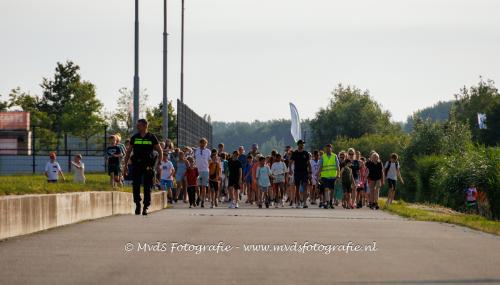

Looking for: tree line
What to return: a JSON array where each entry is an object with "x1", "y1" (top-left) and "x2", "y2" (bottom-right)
[{"x1": 0, "y1": 61, "x2": 176, "y2": 152}]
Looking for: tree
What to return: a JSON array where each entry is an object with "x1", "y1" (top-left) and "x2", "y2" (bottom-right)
[
  {"x1": 453, "y1": 77, "x2": 499, "y2": 145},
  {"x1": 403, "y1": 118, "x2": 445, "y2": 163},
  {"x1": 0, "y1": 94, "x2": 8, "y2": 111},
  {"x1": 61, "y1": 81, "x2": 105, "y2": 151},
  {"x1": 212, "y1": 119, "x2": 305, "y2": 153},
  {"x1": 145, "y1": 100, "x2": 177, "y2": 141},
  {"x1": 404, "y1": 101, "x2": 453, "y2": 132},
  {"x1": 108, "y1": 87, "x2": 149, "y2": 138},
  {"x1": 260, "y1": 136, "x2": 285, "y2": 155},
  {"x1": 38, "y1": 61, "x2": 81, "y2": 150},
  {"x1": 483, "y1": 98, "x2": 500, "y2": 145},
  {"x1": 311, "y1": 84, "x2": 400, "y2": 148},
  {"x1": 8, "y1": 87, "x2": 58, "y2": 150}
]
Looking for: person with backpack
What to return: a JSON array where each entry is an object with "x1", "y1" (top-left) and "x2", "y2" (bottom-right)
[
  {"x1": 340, "y1": 159, "x2": 356, "y2": 209},
  {"x1": 385, "y1": 153, "x2": 404, "y2": 205},
  {"x1": 366, "y1": 152, "x2": 384, "y2": 210}
]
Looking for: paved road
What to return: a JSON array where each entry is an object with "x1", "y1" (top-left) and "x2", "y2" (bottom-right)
[{"x1": 1, "y1": 201, "x2": 500, "y2": 285}]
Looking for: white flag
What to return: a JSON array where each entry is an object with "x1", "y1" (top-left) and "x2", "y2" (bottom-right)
[
  {"x1": 477, "y1": 113, "x2": 487, "y2": 129},
  {"x1": 289, "y1": 103, "x2": 301, "y2": 142}
]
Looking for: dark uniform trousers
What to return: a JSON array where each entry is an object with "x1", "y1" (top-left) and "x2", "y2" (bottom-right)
[{"x1": 132, "y1": 163, "x2": 155, "y2": 207}]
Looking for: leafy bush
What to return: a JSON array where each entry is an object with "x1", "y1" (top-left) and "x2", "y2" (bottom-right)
[
  {"x1": 428, "y1": 147, "x2": 499, "y2": 218},
  {"x1": 413, "y1": 155, "x2": 444, "y2": 203},
  {"x1": 333, "y1": 133, "x2": 409, "y2": 162}
]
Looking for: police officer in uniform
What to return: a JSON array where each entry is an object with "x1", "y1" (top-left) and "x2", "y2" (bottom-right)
[{"x1": 124, "y1": 119, "x2": 163, "y2": 215}]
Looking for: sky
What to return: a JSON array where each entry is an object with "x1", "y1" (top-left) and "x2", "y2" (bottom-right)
[{"x1": 1, "y1": 0, "x2": 499, "y2": 123}]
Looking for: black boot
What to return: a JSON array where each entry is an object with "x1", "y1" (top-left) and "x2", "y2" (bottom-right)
[
  {"x1": 142, "y1": 206, "x2": 148, "y2": 216},
  {"x1": 135, "y1": 203, "x2": 141, "y2": 215}
]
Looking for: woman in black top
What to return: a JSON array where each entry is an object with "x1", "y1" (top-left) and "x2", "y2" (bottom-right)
[{"x1": 365, "y1": 152, "x2": 384, "y2": 210}]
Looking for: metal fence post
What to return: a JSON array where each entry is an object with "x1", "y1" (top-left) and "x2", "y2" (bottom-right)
[
  {"x1": 68, "y1": 149, "x2": 72, "y2": 173},
  {"x1": 104, "y1": 126, "x2": 107, "y2": 173},
  {"x1": 32, "y1": 125, "x2": 36, "y2": 174}
]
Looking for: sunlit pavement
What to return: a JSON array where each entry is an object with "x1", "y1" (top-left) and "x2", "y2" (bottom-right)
[{"x1": 1, "y1": 198, "x2": 500, "y2": 285}]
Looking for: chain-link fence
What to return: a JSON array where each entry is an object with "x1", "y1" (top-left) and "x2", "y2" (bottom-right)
[
  {"x1": 0, "y1": 125, "x2": 109, "y2": 175},
  {"x1": 176, "y1": 99, "x2": 213, "y2": 149}
]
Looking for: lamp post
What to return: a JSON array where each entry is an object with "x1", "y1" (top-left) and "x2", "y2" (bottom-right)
[
  {"x1": 162, "y1": 0, "x2": 168, "y2": 140},
  {"x1": 133, "y1": 0, "x2": 140, "y2": 124},
  {"x1": 180, "y1": 0, "x2": 185, "y2": 103}
]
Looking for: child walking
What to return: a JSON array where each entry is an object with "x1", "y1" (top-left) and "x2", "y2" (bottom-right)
[
  {"x1": 356, "y1": 157, "x2": 367, "y2": 208},
  {"x1": 45, "y1": 152, "x2": 65, "y2": 183},
  {"x1": 71, "y1": 154, "x2": 85, "y2": 183},
  {"x1": 208, "y1": 152, "x2": 221, "y2": 208},
  {"x1": 385, "y1": 153, "x2": 404, "y2": 205},
  {"x1": 271, "y1": 153, "x2": 288, "y2": 208},
  {"x1": 256, "y1": 156, "x2": 272, "y2": 208},
  {"x1": 160, "y1": 154, "x2": 176, "y2": 204},
  {"x1": 185, "y1": 157, "x2": 199, "y2": 208}
]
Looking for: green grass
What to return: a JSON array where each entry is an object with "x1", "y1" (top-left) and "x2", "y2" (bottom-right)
[
  {"x1": 380, "y1": 199, "x2": 500, "y2": 236},
  {"x1": 0, "y1": 173, "x2": 132, "y2": 195}
]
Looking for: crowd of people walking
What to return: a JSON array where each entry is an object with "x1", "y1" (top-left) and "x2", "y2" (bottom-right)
[
  {"x1": 155, "y1": 136, "x2": 404, "y2": 211},
  {"x1": 44, "y1": 119, "x2": 405, "y2": 215}
]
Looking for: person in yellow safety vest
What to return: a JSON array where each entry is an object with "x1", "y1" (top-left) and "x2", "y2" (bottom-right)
[{"x1": 316, "y1": 143, "x2": 340, "y2": 209}]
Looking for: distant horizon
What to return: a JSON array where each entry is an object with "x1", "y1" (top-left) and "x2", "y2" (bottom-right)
[{"x1": 210, "y1": 98, "x2": 455, "y2": 124}]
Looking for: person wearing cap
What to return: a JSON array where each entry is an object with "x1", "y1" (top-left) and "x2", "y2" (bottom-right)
[
  {"x1": 124, "y1": 119, "x2": 163, "y2": 216},
  {"x1": 316, "y1": 143, "x2": 340, "y2": 209},
  {"x1": 289, "y1": 139, "x2": 311, "y2": 208},
  {"x1": 45, "y1": 152, "x2": 65, "y2": 183}
]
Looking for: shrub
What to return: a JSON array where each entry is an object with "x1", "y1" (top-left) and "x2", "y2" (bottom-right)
[
  {"x1": 333, "y1": 133, "x2": 408, "y2": 161},
  {"x1": 432, "y1": 146, "x2": 500, "y2": 219},
  {"x1": 413, "y1": 155, "x2": 445, "y2": 203}
]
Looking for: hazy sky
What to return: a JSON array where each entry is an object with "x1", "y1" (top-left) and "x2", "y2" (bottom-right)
[{"x1": 1, "y1": 0, "x2": 499, "y2": 122}]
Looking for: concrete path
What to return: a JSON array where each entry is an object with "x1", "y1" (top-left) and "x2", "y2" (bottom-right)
[{"x1": 1, "y1": 201, "x2": 500, "y2": 285}]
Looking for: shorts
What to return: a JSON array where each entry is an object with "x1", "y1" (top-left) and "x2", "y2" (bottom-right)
[
  {"x1": 387, "y1": 178, "x2": 397, "y2": 189},
  {"x1": 320, "y1": 178, "x2": 336, "y2": 192},
  {"x1": 294, "y1": 171, "x2": 308, "y2": 187},
  {"x1": 198, "y1": 171, "x2": 209, "y2": 187},
  {"x1": 299, "y1": 184, "x2": 307, "y2": 193},
  {"x1": 259, "y1": 186, "x2": 269, "y2": 192},
  {"x1": 160, "y1": 179, "x2": 174, "y2": 190},
  {"x1": 209, "y1": 180, "x2": 219, "y2": 192},
  {"x1": 108, "y1": 164, "x2": 121, "y2": 176},
  {"x1": 175, "y1": 172, "x2": 186, "y2": 182},
  {"x1": 228, "y1": 178, "x2": 240, "y2": 190},
  {"x1": 311, "y1": 176, "x2": 319, "y2": 186},
  {"x1": 342, "y1": 184, "x2": 352, "y2": 193},
  {"x1": 273, "y1": 181, "x2": 285, "y2": 189},
  {"x1": 273, "y1": 174, "x2": 285, "y2": 184},
  {"x1": 368, "y1": 179, "x2": 381, "y2": 191}
]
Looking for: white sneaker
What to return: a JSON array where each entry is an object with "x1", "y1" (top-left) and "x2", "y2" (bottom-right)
[{"x1": 235, "y1": 203, "x2": 239, "y2": 209}]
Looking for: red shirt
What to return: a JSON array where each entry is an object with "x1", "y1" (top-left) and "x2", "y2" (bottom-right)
[{"x1": 186, "y1": 167, "x2": 199, "y2": 187}]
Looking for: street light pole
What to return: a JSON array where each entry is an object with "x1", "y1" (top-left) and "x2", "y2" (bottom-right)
[
  {"x1": 162, "y1": 0, "x2": 168, "y2": 140},
  {"x1": 180, "y1": 0, "x2": 185, "y2": 103},
  {"x1": 133, "y1": 0, "x2": 140, "y2": 124}
]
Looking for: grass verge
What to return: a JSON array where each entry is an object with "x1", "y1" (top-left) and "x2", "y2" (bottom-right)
[
  {"x1": 380, "y1": 200, "x2": 500, "y2": 236},
  {"x1": 0, "y1": 173, "x2": 132, "y2": 195}
]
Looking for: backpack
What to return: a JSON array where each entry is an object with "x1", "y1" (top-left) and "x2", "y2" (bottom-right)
[
  {"x1": 384, "y1": 161, "x2": 399, "y2": 176},
  {"x1": 341, "y1": 167, "x2": 352, "y2": 185}
]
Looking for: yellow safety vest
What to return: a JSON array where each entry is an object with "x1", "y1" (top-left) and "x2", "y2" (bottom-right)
[{"x1": 321, "y1": 153, "x2": 338, "y2": 178}]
